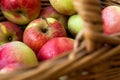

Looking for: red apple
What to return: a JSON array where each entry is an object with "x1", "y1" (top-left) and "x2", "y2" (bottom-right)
[
  {"x1": 23, "y1": 17, "x2": 67, "y2": 54},
  {"x1": 38, "y1": 37, "x2": 74, "y2": 60},
  {"x1": 0, "y1": 41, "x2": 38, "y2": 74},
  {"x1": 39, "y1": 6, "x2": 68, "y2": 29},
  {"x1": 0, "y1": 21, "x2": 23, "y2": 45},
  {"x1": 102, "y1": 5, "x2": 120, "y2": 35},
  {"x1": 1, "y1": 0, "x2": 41, "y2": 25}
]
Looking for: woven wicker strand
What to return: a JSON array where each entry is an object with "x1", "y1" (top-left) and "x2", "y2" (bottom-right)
[{"x1": 73, "y1": 0, "x2": 103, "y2": 52}]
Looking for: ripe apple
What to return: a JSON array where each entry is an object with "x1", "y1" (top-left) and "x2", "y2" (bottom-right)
[
  {"x1": 23, "y1": 17, "x2": 67, "y2": 54},
  {"x1": 102, "y1": 6, "x2": 120, "y2": 35},
  {"x1": 1, "y1": 0, "x2": 41, "y2": 25},
  {"x1": 39, "y1": 6, "x2": 68, "y2": 29},
  {"x1": 38, "y1": 37, "x2": 74, "y2": 61},
  {"x1": 68, "y1": 14, "x2": 84, "y2": 36},
  {"x1": 49, "y1": 0, "x2": 76, "y2": 15},
  {"x1": 0, "y1": 21, "x2": 23, "y2": 45},
  {"x1": 0, "y1": 41, "x2": 38, "y2": 74}
]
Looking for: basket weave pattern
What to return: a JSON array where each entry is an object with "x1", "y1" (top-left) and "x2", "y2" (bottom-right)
[{"x1": 0, "y1": 0, "x2": 120, "y2": 80}]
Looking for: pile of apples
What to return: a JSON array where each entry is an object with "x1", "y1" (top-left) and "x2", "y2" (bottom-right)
[
  {"x1": 0, "y1": 0, "x2": 81, "y2": 74},
  {"x1": 0, "y1": 0, "x2": 118, "y2": 74}
]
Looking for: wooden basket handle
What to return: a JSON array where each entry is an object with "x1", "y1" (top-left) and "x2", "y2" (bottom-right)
[{"x1": 73, "y1": 0, "x2": 103, "y2": 52}]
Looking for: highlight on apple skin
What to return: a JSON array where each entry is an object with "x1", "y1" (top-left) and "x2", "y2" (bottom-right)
[{"x1": 0, "y1": 41, "x2": 38, "y2": 74}]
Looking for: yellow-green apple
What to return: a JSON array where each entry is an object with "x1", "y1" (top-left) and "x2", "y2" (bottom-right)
[
  {"x1": 1, "y1": 0, "x2": 41, "y2": 25},
  {"x1": 0, "y1": 41, "x2": 38, "y2": 74},
  {"x1": 39, "y1": 6, "x2": 68, "y2": 29},
  {"x1": 0, "y1": 21, "x2": 23, "y2": 45},
  {"x1": 23, "y1": 17, "x2": 67, "y2": 54},
  {"x1": 68, "y1": 14, "x2": 84, "y2": 36},
  {"x1": 49, "y1": 0, "x2": 76, "y2": 16},
  {"x1": 102, "y1": 6, "x2": 120, "y2": 35},
  {"x1": 38, "y1": 37, "x2": 74, "y2": 60}
]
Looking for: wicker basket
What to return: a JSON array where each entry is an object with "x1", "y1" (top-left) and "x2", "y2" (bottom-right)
[{"x1": 0, "y1": 0, "x2": 120, "y2": 80}]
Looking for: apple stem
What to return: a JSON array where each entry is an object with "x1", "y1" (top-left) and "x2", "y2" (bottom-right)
[{"x1": 41, "y1": 17, "x2": 49, "y2": 26}]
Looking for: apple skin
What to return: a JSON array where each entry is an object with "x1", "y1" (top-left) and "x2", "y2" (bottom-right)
[
  {"x1": 68, "y1": 14, "x2": 84, "y2": 36},
  {"x1": 39, "y1": 6, "x2": 68, "y2": 29},
  {"x1": 49, "y1": 0, "x2": 76, "y2": 16},
  {"x1": 23, "y1": 18, "x2": 67, "y2": 54},
  {"x1": 1, "y1": 0, "x2": 41, "y2": 25},
  {"x1": 0, "y1": 21, "x2": 23, "y2": 45},
  {"x1": 0, "y1": 41, "x2": 38, "y2": 74},
  {"x1": 38, "y1": 37, "x2": 74, "y2": 61},
  {"x1": 102, "y1": 6, "x2": 120, "y2": 35}
]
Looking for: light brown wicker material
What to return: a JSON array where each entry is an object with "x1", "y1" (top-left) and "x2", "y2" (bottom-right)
[{"x1": 0, "y1": 0, "x2": 120, "y2": 80}]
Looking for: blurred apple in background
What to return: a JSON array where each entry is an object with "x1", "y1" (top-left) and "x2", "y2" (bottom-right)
[
  {"x1": 68, "y1": 14, "x2": 84, "y2": 36},
  {"x1": 49, "y1": 0, "x2": 76, "y2": 16},
  {"x1": 0, "y1": 21, "x2": 23, "y2": 45},
  {"x1": 0, "y1": 41, "x2": 38, "y2": 74},
  {"x1": 39, "y1": 6, "x2": 68, "y2": 29},
  {"x1": 23, "y1": 17, "x2": 67, "y2": 54},
  {"x1": 102, "y1": 5, "x2": 120, "y2": 35},
  {"x1": 38, "y1": 37, "x2": 74, "y2": 61},
  {"x1": 1, "y1": 0, "x2": 41, "y2": 25}
]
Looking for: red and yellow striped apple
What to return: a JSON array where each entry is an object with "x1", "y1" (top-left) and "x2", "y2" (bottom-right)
[
  {"x1": 1, "y1": 0, "x2": 41, "y2": 25},
  {"x1": 0, "y1": 21, "x2": 23, "y2": 45},
  {"x1": 23, "y1": 18, "x2": 67, "y2": 54},
  {"x1": 0, "y1": 41, "x2": 38, "y2": 74}
]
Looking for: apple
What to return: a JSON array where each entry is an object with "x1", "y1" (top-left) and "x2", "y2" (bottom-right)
[
  {"x1": 49, "y1": 0, "x2": 76, "y2": 15},
  {"x1": 39, "y1": 6, "x2": 68, "y2": 29},
  {"x1": 68, "y1": 14, "x2": 84, "y2": 36},
  {"x1": 38, "y1": 37, "x2": 74, "y2": 61},
  {"x1": 1, "y1": 0, "x2": 41, "y2": 25},
  {"x1": 0, "y1": 41, "x2": 38, "y2": 74},
  {"x1": 102, "y1": 5, "x2": 120, "y2": 35},
  {"x1": 23, "y1": 17, "x2": 67, "y2": 54},
  {"x1": 0, "y1": 21, "x2": 23, "y2": 45}
]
